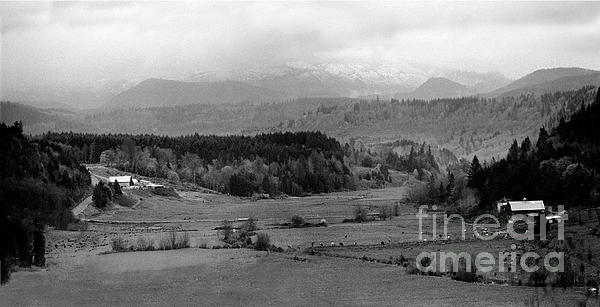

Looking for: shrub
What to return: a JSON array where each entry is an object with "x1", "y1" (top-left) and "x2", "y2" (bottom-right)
[
  {"x1": 135, "y1": 237, "x2": 155, "y2": 251},
  {"x1": 152, "y1": 187, "x2": 179, "y2": 197},
  {"x1": 167, "y1": 170, "x2": 181, "y2": 184},
  {"x1": 111, "y1": 237, "x2": 128, "y2": 252},
  {"x1": 394, "y1": 254, "x2": 408, "y2": 265},
  {"x1": 241, "y1": 219, "x2": 257, "y2": 232},
  {"x1": 528, "y1": 268, "x2": 548, "y2": 287},
  {"x1": 220, "y1": 220, "x2": 233, "y2": 241},
  {"x1": 255, "y1": 233, "x2": 270, "y2": 251},
  {"x1": 379, "y1": 206, "x2": 390, "y2": 220},
  {"x1": 420, "y1": 256, "x2": 432, "y2": 268},
  {"x1": 164, "y1": 231, "x2": 177, "y2": 250},
  {"x1": 553, "y1": 258, "x2": 576, "y2": 288},
  {"x1": 354, "y1": 206, "x2": 368, "y2": 223},
  {"x1": 175, "y1": 232, "x2": 190, "y2": 249},
  {"x1": 290, "y1": 215, "x2": 305, "y2": 228},
  {"x1": 452, "y1": 258, "x2": 478, "y2": 283},
  {"x1": 159, "y1": 231, "x2": 189, "y2": 250}
]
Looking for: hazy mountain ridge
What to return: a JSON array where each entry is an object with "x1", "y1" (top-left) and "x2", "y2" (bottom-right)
[
  {"x1": 10, "y1": 65, "x2": 600, "y2": 110},
  {"x1": 105, "y1": 79, "x2": 288, "y2": 108},
  {"x1": 0, "y1": 101, "x2": 91, "y2": 134},
  {"x1": 395, "y1": 77, "x2": 475, "y2": 100},
  {"x1": 442, "y1": 70, "x2": 512, "y2": 93},
  {"x1": 490, "y1": 67, "x2": 600, "y2": 97},
  {"x1": 181, "y1": 62, "x2": 511, "y2": 101}
]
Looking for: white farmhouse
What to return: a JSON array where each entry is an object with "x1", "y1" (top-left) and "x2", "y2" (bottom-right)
[{"x1": 108, "y1": 176, "x2": 136, "y2": 188}]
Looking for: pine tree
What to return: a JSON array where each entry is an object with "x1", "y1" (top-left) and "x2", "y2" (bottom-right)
[
  {"x1": 92, "y1": 182, "x2": 111, "y2": 208},
  {"x1": 536, "y1": 128, "x2": 549, "y2": 150},
  {"x1": 520, "y1": 137, "x2": 531, "y2": 159},
  {"x1": 446, "y1": 172, "x2": 456, "y2": 200},
  {"x1": 113, "y1": 180, "x2": 122, "y2": 195},
  {"x1": 467, "y1": 156, "x2": 482, "y2": 189},
  {"x1": 32, "y1": 223, "x2": 45, "y2": 267},
  {"x1": 407, "y1": 146, "x2": 415, "y2": 170},
  {"x1": 507, "y1": 140, "x2": 520, "y2": 162},
  {"x1": 438, "y1": 182, "x2": 446, "y2": 202}
]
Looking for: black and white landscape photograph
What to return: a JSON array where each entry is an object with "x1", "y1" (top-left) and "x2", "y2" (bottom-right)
[{"x1": 2, "y1": 1, "x2": 600, "y2": 306}]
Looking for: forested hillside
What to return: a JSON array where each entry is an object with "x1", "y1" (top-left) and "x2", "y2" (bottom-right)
[
  {"x1": 468, "y1": 87, "x2": 600, "y2": 209},
  {"x1": 0, "y1": 102, "x2": 90, "y2": 134},
  {"x1": 42, "y1": 131, "x2": 355, "y2": 196},
  {"x1": 256, "y1": 86, "x2": 598, "y2": 161},
  {"x1": 5, "y1": 86, "x2": 597, "y2": 164},
  {"x1": 1, "y1": 98, "x2": 358, "y2": 136},
  {"x1": 0, "y1": 122, "x2": 91, "y2": 283}
]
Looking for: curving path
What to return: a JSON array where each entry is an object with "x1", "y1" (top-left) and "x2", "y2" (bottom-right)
[{"x1": 71, "y1": 174, "x2": 100, "y2": 218}]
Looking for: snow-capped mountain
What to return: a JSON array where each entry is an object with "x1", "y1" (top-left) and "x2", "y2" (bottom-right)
[{"x1": 181, "y1": 62, "x2": 510, "y2": 99}]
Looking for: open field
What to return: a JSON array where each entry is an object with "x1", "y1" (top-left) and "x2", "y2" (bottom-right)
[
  {"x1": 2, "y1": 165, "x2": 598, "y2": 306},
  {"x1": 0, "y1": 248, "x2": 591, "y2": 306}
]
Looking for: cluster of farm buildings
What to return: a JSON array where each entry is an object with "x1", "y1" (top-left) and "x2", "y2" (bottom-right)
[{"x1": 107, "y1": 175, "x2": 164, "y2": 190}]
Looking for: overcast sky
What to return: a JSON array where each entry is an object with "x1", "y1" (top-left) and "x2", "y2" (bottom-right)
[{"x1": 2, "y1": 1, "x2": 600, "y2": 94}]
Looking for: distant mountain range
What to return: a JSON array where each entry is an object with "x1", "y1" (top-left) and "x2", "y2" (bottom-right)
[
  {"x1": 104, "y1": 63, "x2": 512, "y2": 108},
  {"x1": 6, "y1": 63, "x2": 600, "y2": 110},
  {"x1": 182, "y1": 62, "x2": 511, "y2": 100},
  {"x1": 183, "y1": 62, "x2": 428, "y2": 97},
  {"x1": 394, "y1": 67, "x2": 600, "y2": 101}
]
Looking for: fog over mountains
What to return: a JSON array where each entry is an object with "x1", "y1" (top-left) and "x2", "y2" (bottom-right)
[
  {"x1": 5, "y1": 62, "x2": 600, "y2": 111},
  {"x1": 105, "y1": 65, "x2": 599, "y2": 109},
  {"x1": 103, "y1": 62, "x2": 514, "y2": 109},
  {"x1": 180, "y1": 62, "x2": 511, "y2": 101}
]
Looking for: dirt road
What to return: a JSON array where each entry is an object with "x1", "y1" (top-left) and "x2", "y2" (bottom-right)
[{"x1": 71, "y1": 174, "x2": 100, "y2": 218}]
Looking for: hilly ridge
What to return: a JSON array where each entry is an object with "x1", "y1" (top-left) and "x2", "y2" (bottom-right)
[
  {"x1": 491, "y1": 67, "x2": 600, "y2": 97},
  {"x1": 395, "y1": 77, "x2": 475, "y2": 100},
  {"x1": 105, "y1": 79, "x2": 287, "y2": 108}
]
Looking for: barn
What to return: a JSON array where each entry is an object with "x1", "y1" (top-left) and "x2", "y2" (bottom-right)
[
  {"x1": 497, "y1": 199, "x2": 545, "y2": 216},
  {"x1": 108, "y1": 176, "x2": 135, "y2": 188}
]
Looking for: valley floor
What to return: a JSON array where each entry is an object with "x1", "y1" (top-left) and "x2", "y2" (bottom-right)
[{"x1": 0, "y1": 165, "x2": 596, "y2": 306}]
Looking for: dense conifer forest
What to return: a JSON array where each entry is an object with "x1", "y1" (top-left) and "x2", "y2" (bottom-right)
[
  {"x1": 468, "y1": 88, "x2": 600, "y2": 209},
  {"x1": 0, "y1": 122, "x2": 91, "y2": 283},
  {"x1": 42, "y1": 131, "x2": 355, "y2": 196}
]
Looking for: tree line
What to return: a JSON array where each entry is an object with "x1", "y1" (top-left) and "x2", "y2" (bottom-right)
[
  {"x1": 1, "y1": 122, "x2": 91, "y2": 284},
  {"x1": 42, "y1": 131, "x2": 355, "y2": 196}
]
